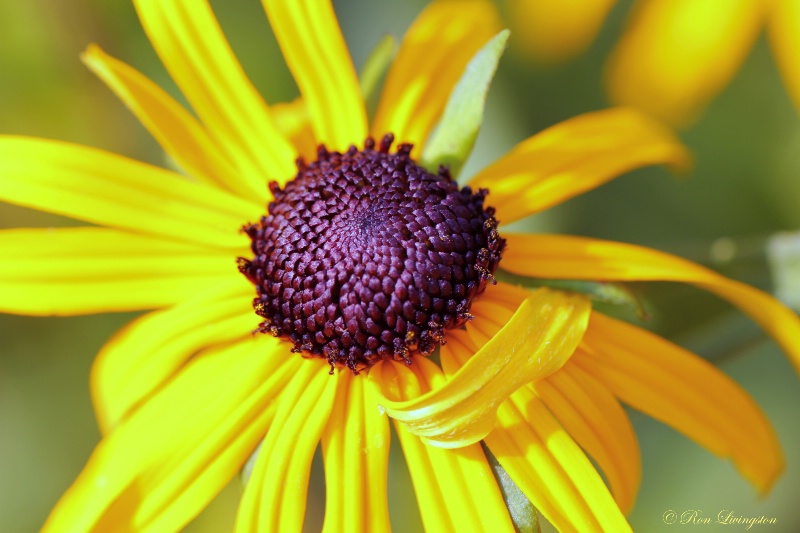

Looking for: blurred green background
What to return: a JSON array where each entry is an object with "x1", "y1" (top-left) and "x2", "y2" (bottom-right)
[{"x1": 1, "y1": 1, "x2": 799, "y2": 531}]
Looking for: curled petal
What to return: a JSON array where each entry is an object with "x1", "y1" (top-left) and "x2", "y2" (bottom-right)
[
  {"x1": 442, "y1": 327, "x2": 641, "y2": 514},
  {"x1": 375, "y1": 358, "x2": 515, "y2": 531},
  {"x1": 369, "y1": 288, "x2": 590, "y2": 448}
]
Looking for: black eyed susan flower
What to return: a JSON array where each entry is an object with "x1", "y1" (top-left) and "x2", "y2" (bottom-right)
[
  {"x1": 507, "y1": 0, "x2": 800, "y2": 127},
  {"x1": 2, "y1": 0, "x2": 800, "y2": 532}
]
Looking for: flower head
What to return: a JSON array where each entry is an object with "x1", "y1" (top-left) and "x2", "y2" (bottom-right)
[
  {"x1": 1, "y1": 0, "x2": 799, "y2": 532},
  {"x1": 239, "y1": 134, "x2": 504, "y2": 372}
]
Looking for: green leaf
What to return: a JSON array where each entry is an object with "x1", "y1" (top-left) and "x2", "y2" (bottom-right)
[
  {"x1": 482, "y1": 442, "x2": 541, "y2": 533},
  {"x1": 495, "y1": 270, "x2": 649, "y2": 321},
  {"x1": 542, "y1": 280, "x2": 649, "y2": 321},
  {"x1": 421, "y1": 29, "x2": 510, "y2": 178},
  {"x1": 360, "y1": 34, "x2": 397, "y2": 115}
]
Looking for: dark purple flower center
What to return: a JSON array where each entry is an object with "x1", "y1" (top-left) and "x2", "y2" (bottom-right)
[{"x1": 239, "y1": 134, "x2": 504, "y2": 373}]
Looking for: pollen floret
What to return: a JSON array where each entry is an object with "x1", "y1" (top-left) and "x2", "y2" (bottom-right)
[{"x1": 240, "y1": 134, "x2": 505, "y2": 373}]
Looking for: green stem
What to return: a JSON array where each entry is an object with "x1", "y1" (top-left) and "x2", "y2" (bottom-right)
[{"x1": 482, "y1": 442, "x2": 542, "y2": 533}]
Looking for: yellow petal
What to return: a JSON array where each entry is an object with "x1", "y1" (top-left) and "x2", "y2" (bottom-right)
[
  {"x1": 91, "y1": 276, "x2": 256, "y2": 433},
  {"x1": 271, "y1": 97, "x2": 318, "y2": 163},
  {"x1": 0, "y1": 227, "x2": 236, "y2": 316},
  {"x1": 501, "y1": 233, "x2": 800, "y2": 374},
  {"x1": 321, "y1": 373, "x2": 391, "y2": 533},
  {"x1": 262, "y1": 0, "x2": 367, "y2": 150},
  {"x1": 369, "y1": 287, "x2": 590, "y2": 448},
  {"x1": 768, "y1": 0, "x2": 800, "y2": 114},
  {"x1": 482, "y1": 280, "x2": 530, "y2": 308},
  {"x1": 371, "y1": 0, "x2": 501, "y2": 151},
  {"x1": 0, "y1": 137, "x2": 259, "y2": 249},
  {"x1": 236, "y1": 358, "x2": 339, "y2": 533},
  {"x1": 536, "y1": 362, "x2": 641, "y2": 514},
  {"x1": 439, "y1": 328, "x2": 482, "y2": 376},
  {"x1": 605, "y1": 0, "x2": 767, "y2": 127},
  {"x1": 442, "y1": 325, "x2": 641, "y2": 514},
  {"x1": 466, "y1": 299, "x2": 516, "y2": 349},
  {"x1": 486, "y1": 385, "x2": 632, "y2": 533},
  {"x1": 574, "y1": 312, "x2": 784, "y2": 493},
  {"x1": 441, "y1": 284, "x2": 527, "y2": 355},
  {"x1": 81, "y1": 45, "x2": 260, "y2": 199},
  {"x1": 469, "y1": 108, "x2": 690, "y2": 224},
  {"x1": 377, "y1": 358, "x2": 515, "y2": 532},
  {"x1": 133, "y1": 0, "x2": 297, "y2": 188},
  {"x1": 42, "y1": 337, "x2": 296, "y2": 533},
  {"x1": 508, "y1": 0, "x2": 617, "y2": 63}
]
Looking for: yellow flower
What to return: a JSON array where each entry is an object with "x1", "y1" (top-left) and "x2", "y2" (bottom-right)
[
  {"x1": 508, "y1": 0, "x2": 800, "y2": 127},
  {"x1": 1, "y1": 0, "x2": 799, "y2": 532}
]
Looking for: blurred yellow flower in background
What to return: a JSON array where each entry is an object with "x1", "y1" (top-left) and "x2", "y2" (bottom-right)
[
  {"x1": 505, "y1": 0, "x2": 617, "y2": 64},
  {"x1": 509, "y1": 0, "x2": 800, "y2": 127},
  {"x1": 1, "y1": 0, "x2": 800, "y2": 532}
]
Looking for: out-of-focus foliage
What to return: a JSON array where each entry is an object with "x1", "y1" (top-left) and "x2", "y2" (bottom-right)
[{"x1": 1, "y1": 1, "x2": 799, "y2": 532}]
